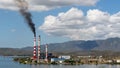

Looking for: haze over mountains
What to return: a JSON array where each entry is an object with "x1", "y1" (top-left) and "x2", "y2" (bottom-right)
[{"x1": 0, "y1": 37, "x2": 120, "y2": 56}]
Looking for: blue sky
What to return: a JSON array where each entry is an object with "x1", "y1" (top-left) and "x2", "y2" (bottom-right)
[{"x1": 0, "y1": 0, "x2": 120, "y2": 48}]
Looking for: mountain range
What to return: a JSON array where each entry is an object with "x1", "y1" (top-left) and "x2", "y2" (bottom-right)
[{"x1": 0, "y1": 37, "x2": 120, "y2": 56}]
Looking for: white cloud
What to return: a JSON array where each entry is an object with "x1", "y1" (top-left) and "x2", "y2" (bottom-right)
[
  {"x1": 39, "y1": 7, "x2": 120, "y2": 40},
  {"x1": 0, "y1": 0, "x2": 18, "y2": 10},
  {"x1": 0, "y1": 0, "x2": 99, "y2": 11}
]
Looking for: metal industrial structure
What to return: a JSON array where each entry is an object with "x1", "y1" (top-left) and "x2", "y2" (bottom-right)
[
  {"x1": 37, "y1": 35, "x2": 41, "y2": 63},
  {"x1": 45, "y1": 44, "x2": 48, "y2": 63},
  {"x1": 33, "y1": 37, "x2": 37, "y2": 60},
  {"x1": 32, "y1": 35, "x2": 49, "y2": 63}
]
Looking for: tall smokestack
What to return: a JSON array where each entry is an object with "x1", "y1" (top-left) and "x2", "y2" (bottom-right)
[
  {"x1": 45, "y1": 44, "x2": 48, "y2": 63},
  {"x1": 38, "y1": 35, "x2": 41, "y2": 63},
  {"x1": 33, "y1": 37, "x2": 37, "y2": 60}
]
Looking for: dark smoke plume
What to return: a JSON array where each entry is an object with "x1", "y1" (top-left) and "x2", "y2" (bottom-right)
[{"x1": 16, "y1": 0, "x2": 36, "y2": 37}]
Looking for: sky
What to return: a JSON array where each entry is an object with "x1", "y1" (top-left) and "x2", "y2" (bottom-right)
[{"x1": 0, "y1": 0, "x2": 120, "y2": 48}]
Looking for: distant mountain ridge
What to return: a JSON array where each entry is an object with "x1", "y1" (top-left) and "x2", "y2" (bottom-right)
[
  {"x1": 0, "y1": 37, "x2": 120, "y2": 56},
  {"x1": 22, "y1": 37, "x2": 120, "y2": 52}
]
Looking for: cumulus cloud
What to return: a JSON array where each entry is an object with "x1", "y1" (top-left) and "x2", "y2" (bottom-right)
[
  {"x1": 39, "y1": 8, "x2": 120, "y2": 40},
  {"x1": 0, "y1": 0, "x2": 18, "y2": 10},
  {"x1": 0, "y1": 0, "x2": 99, "y2": 11}
]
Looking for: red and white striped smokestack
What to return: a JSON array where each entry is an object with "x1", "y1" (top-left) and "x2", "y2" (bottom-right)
[
  {"x1": 38, "y1": 35, "x2": 41, "y2": 62},
  {"x1": 45, "y1": 44, "x2": 48, "y2": 62},
  {"x1": 33, "y1": 36, "x2": 37, "y2": 60}
]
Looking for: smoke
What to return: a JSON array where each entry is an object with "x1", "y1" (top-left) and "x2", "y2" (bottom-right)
[{"x1": 15, "y1": 0, "x2": 36, "y2": 37}]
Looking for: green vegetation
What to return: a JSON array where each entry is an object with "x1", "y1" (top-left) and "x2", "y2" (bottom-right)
[
  {"x1": 64, "y1": 59, "x2": 76, "y2": 65},
  {"x1": 51, "y1": 62, "x2": 58, "y2": 65},
  {"x1": 13, "y1": 56, "x2": 120, "y2": 65},
  {"x1": 13, "y1": 57, "x2": 32, "y2": 64}
]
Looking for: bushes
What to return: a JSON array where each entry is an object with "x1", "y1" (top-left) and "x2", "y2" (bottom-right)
[
  {"x1": 13, "y1": 57, "x2": 32, "y2": 64},
  {"x1": 64, "y1": 59, "x2": 76, "y2": 65}
]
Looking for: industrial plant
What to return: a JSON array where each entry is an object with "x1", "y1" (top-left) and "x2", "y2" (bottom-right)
[
  {"x1": 13, "y1": 35, "x2": 120, "y2": 65},
  {"x1": 32, "y1": 35, "x2": 48, "y2": 63},
  {"x1": 12, "y1": 0, "x2": 120, "y2": 65}
]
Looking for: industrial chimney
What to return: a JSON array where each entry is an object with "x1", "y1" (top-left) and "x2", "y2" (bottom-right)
[
  {"x1": 45, "y1": 44, "x2": 48, "y2": 63},
  {"x1": 33, "y1": 37, "x2": 37, "y2": 60},
  {"x1": 37, "y1": 35, "x2": 41, "y2": 63}
]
